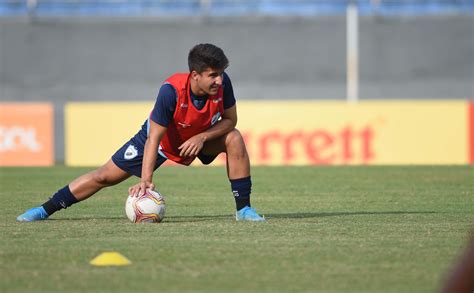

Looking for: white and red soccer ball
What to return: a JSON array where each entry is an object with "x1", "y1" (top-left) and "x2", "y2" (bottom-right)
[{"x1": 125, "y1": 189, "x2": 166, "y2": 223}]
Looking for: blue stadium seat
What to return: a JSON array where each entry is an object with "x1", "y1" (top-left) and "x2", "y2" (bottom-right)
[{"x1": 0, "y1": 0, "x2": 473, "y2": 17}]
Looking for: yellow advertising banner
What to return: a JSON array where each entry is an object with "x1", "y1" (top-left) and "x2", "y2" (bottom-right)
[
  {"x1": 0, "y1": 103, "x2": 54, "y2": 166},
  {"x1": 65, "y1": 100, "x2": 469, "y2": 166},
  {"x1": 65, "y1": 102, "x2": 152, "y2": 166},
  {"x1": 236, "y1": 101, "x2": 468, "y2": 165}
]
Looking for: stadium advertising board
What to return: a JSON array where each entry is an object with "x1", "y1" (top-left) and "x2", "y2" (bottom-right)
[
  {"x1": 65, "y1": 102, "x2": 152, "y2": 166},
  {"x1": 235, "y1": 101, "x2": 468, "y2": 165},
  {"x1": 470, "y1": 102, "x2": 474, "y2": 164},
  {"x1": 0, "y1": 103, "x2": 54, "y2": 166},
  {"x1": 66, "y1": 101, "x2": 471, "y2": 166}
]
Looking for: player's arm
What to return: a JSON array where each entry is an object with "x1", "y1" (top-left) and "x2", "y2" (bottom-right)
[
  {"x1": 141, "y1": 119, "x2": 168, "y2": 188},
  {"x1": 128, "y1": 83, "x2": 176, "y2": 197},
  {"x1": 129, "y1": 119, "x2": 167, "y2": 197},
  {"x1": 179, "y1": 105, "x2": 237, "y2": 157}
]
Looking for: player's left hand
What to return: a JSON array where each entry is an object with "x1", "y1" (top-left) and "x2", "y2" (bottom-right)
[
  {"x1": 178, "y1": 134, "x2": 206, "y2": 157},
  {"x1": 129, "y1": 181, "x2": 155, "y2": 197}
]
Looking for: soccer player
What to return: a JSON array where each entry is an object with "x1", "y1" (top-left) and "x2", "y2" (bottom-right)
[{"x1": 17, "y1": 43, "x2": 265, "y2": 222}]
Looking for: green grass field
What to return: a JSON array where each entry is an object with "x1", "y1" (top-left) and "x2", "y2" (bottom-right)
[{"x1": 0, "y1": 166, "x2": 473, "y2": 292}]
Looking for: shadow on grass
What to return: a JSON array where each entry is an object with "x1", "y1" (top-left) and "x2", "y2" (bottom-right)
[
  {"x1": 46, "y1": 211, "x2": 436, "y2": 222},
  {"x1": 167, "y1": 210, "x2": 436, "y2": 222},
  {"x1": 46, "y1": 214, "x2": 232, "y2": 222},
  {"x1": 264, "y1": 210, "x2": 436, "y2": 219},
  {"x1": 47, "y1": 216, "x2": 125, "y2": 221}
]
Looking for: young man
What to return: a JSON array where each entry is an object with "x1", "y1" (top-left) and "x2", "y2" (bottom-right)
[{"x1": 17, "y1": 43, "x2": 265, "y2": 222}]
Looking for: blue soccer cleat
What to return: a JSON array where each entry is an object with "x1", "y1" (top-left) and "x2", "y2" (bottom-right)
[
  {"x1": 16, "y1": 206, "x2": 49, "y2": 222},
  {"x1": 235, "y1": 206, "x2": 266, "y2": 222}
]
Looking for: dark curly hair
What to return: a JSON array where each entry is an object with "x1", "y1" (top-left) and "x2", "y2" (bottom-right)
[{"x1": 188, "y1": 43, "x2": 229, "y2": 73}]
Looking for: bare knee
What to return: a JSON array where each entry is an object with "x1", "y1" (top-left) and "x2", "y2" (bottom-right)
[
  {"x1": 225, "y1": 129, "x2": 247, "y2": 155},
  {"x1": 90, "y1": 169, "x2": 113, "y2": 187}
]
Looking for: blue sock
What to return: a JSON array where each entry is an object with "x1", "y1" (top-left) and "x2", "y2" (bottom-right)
[
  {"x1": 42, "y1": 185, "x2": 78, "y2": 216},
  {"x1": 230, "y1": 176, "x2": 251, "y2": 211}
]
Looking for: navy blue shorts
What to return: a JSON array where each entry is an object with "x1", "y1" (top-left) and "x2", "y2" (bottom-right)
[
  {"x1": 112, "y1": 138, "x2": 219, "y2": 178},
  {"x1": 111, "y1": 138, "x2": 167, "y2": 178}
]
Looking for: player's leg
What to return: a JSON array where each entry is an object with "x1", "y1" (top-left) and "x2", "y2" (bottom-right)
[
  {"x1": 201, "y1": 128, "x2": 250, "y2": 177},
  {"x1": 200, "y1": 128, "x2": 265, "y2": 221},
  {"x1": 69, "y1": 159, "x2": 131, "y2": 201},
  {"x1": 16, "y1": 160, "x2": 131, "y2": 222}
]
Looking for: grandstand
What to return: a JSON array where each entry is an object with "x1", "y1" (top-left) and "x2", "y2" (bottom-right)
[{"x1": 1, "y1": 0, "x2": 473, "y2": 16}]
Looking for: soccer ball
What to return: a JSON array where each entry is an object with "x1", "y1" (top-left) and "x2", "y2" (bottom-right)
[{"x1": 125, "y1": 189, "x2": 166, "y2": 223}]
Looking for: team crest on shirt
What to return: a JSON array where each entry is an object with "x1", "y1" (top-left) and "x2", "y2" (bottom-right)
[
  {"x1": 211, "y1": 112, "x2": 221, "y2": 125},
  {"x1": 124, "y1": 144, "x2": 138, "y2": 160}
]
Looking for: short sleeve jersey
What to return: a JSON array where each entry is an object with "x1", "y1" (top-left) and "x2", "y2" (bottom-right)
[
  {"x1": 150, "y1": 72, "x2": 236, "y2": 127},
  {"x1": 133, "y1": 72, "x2": 236, "y2": 147}
]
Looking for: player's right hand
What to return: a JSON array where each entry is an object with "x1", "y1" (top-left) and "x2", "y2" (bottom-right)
[{"x1": 128, "y1": 181, "x2": 155, "y2": 197}]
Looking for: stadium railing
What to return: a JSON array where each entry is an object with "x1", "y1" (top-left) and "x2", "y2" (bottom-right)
[{"x1": 1, "y1": 0, "x2": 473, "y2": 16}]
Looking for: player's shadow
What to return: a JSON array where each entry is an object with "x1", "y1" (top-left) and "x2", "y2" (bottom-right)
[
  {"x1": 165, "y1": 214, "x2": 231, "y2": 223},
  {"x1": 47, "y1": 216, "x2": 126, "y2": 221},
  {"x1": 263, "y1": 210, "x2": 436, "y2": 219},
  {"x1": 165, "y1": 210, "x2": 436, "y2": 222},
  {"x1": 46, "y1": 211, "x2": 436, "y2": 223}
]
